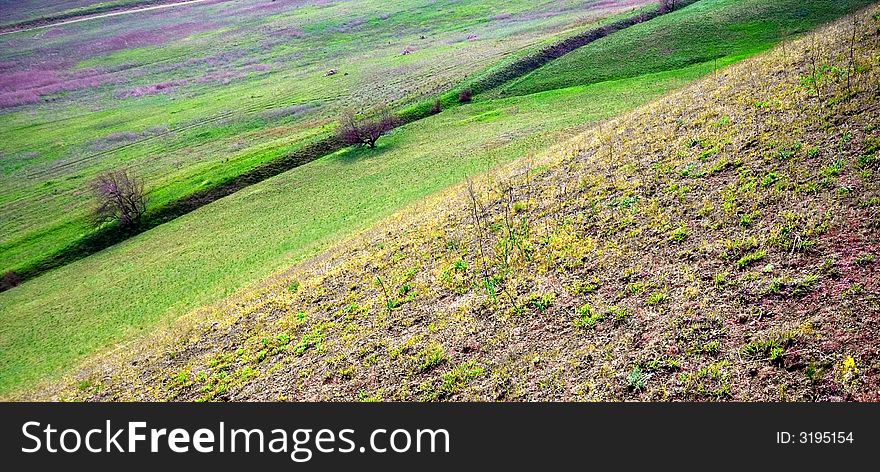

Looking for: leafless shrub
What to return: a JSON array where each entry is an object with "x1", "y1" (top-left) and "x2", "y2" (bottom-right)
[
  {"x1": 431, "y1": 99, "x2": 443, "y2": 114},
  {"x1": 467, "y1": 176, "x2": 520, "y2": 309},
  {"x1": 779, "y1": 25, "x2": 788, "y2": 63},
  {"x1": 846, "y1": 14, "x2": 858, "y2": 97},
  {"x1": 336, "y1": 108, "x2": 399, "y2": 149},
  {"x1": 458, "y1": 88, "x2": 473, "y2": 103},
  {"x1": 466, "y1": 179, "x2": 490, "y2": 289},
  {"x1": 90, "y1": 169, "x2": 148, "y2": 228},
  {"x1": 808, "y1": 34, "x2": 824, "y2": 104}
]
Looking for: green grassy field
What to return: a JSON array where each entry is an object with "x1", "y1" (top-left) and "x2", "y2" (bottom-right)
[
  {"x1": 499, "y1": 0, "x2": 877, "y2": 97},
  {"x1": 1, "y1": 0, "x2": 646, "y2": 275},
  {"x1": 0, "y1": 0, "x2": 873, "y2": 396},
  {"x1": 0, "y1": 62, "x2": 715, "y2": 395}
]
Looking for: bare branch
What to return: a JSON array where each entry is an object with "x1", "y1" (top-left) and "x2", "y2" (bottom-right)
[
  {"x1": 335, "y1": 108, "x2": 399, "y2": 149},
  {"x1": 89, "y1": 169, "x2": 148, "y2": 228}
]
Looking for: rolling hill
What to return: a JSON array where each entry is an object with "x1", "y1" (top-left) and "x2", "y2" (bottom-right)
[
  {"x1": 1, "y1": 0, "x2": 655, "y2": 277},
  {"x1": 500, "y1": 0, "x2": 875, "y2": 97},
  {"x1": 2, "y1": 0, "x2": 870, "y2": 398},
  {"x1": 1, "y1": 0, "x2": 696, "y2": 396},
  {"x1": 25, "y1": 4, "x2": 880, "y2": 401}
]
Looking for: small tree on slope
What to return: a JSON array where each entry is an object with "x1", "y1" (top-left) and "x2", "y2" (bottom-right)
[
  {"x1": 90, "y1": 169, "x2": 148, "y2": 228},
  {"x1": 336, "y1": 108, "x2": 399, "y2": 149}
]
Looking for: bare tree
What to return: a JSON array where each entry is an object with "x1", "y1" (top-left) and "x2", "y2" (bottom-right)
[
  {"x1": 336, "y1": 108, "x2": 399, "y2": 149},
  {"x1": 90, "y1": 169, "x2": 148, "y2": 228},
  {"x1": 660, "y1": 0, "x2": 676, "y2": 13}
]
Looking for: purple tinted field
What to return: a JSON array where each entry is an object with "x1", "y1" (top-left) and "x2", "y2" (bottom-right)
[{"x1": 0, "y1": 0, "x2": 654, "y2": 275}]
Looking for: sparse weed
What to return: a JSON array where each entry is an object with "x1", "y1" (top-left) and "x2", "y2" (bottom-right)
[
  {"x1": 443, "y1": 361, "x2": 483, "y2": 392},
  {"x1": 736, "y1": 249, "x2": 766, "y2": 269},
  {"x1": 669, "y1": 223, "x2": 688, "y2": 243},
  {"x1": 608, "y1": 306, "x2": 628, "y2": 324},
  {"x1": 573, "y1": 304, "x2": 604, "y2": 329},
  {"x1": 528, "y1": 293, "x2": 555, "y2": 313},
  {"x1": 743, "y1": 331, "x2": 797, "y2": 365},
  {"x1": 292, "y1": 323, "x2": 330, "y2": 357},
  {"x1": 761, "y1": 171, "x2": 779, "y2": 187},
  {"x1": 415, "y1": 342, "x2": 446, "y2": 372},
  {"x1": 713, "y1": 272, "x2": 729, "y2": 288},
  {"x1": 627, "y1": 366, "x2": 647, "y2": 392},
  {"x1": 570, "y1": 278, "x2": 600, "y2": 296},
  {"x1": 645, "y1": 290, "x2": 668, "y2": 306},
  {"x1": 855, "y1": 253, "x2": 875, "y2": 266},
  {"x1": 680, "y1": 360, "x2": 732, "y2": 398}
]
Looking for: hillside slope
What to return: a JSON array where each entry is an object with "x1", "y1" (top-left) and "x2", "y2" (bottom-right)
[
  {"x1": 1, "y1": 0, "x2": 650, "y2": 276},
  {"x1": 0, "y1": 0, "x2": 668, "y2": 396},
  {"x1": 0, "y1": 64, "x2": 703, "y2": 396},
  {"x1": 34, "y1": 6, "x2": 880, "y2": 402},
  {"x1": 502, "y1": 0, "x2": 877, "y2": 97},
  {"x1": 2, "y1": 1, "x2": 761, "y2": 397}
]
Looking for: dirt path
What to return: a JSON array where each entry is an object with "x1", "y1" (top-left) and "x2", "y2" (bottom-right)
[{"x1": 0, "y1": 0, "x2": 223, "y2": 35}]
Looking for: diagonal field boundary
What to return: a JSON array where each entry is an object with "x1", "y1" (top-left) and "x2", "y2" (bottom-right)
[{"x1": 1, "y1": 1, "x2": 695, "y2": 291}]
